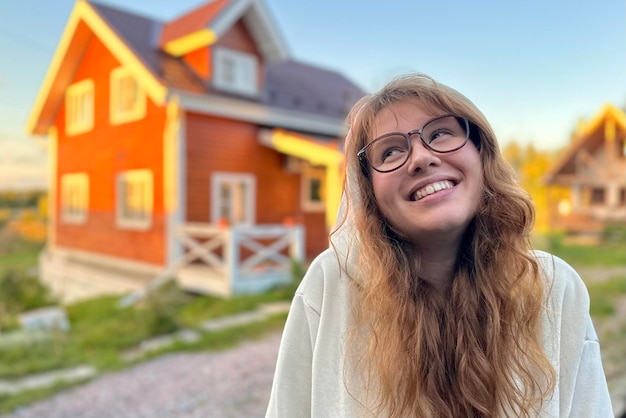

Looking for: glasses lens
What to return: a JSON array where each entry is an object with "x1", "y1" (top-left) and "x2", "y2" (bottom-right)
[
  {"x1": 366, "y1": 135, "x2": 410, "y2": 172},
  {"x1": 421, "y1": 116, "x2": 469, "y2": 152}
]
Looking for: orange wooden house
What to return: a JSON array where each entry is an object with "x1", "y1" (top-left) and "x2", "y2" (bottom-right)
[
  {"x1": 544, "y1": 104, "x2": 626, "y2": 235},
  {"x1": 26, "y1": 0, "x2": 364, "y2": 303}
]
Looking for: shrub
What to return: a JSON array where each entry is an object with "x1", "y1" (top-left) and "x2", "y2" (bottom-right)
[
  {"x1": 0, "y1": 271, "x2": 55, "y2": 331},
  {"x1": 602, "y1": 223, "x2": 626, "y2": 244},
  {"x1": 0, "y1": 209, "x2": 10, "y2": 229},
  {"x1": 143, "y1": 280, "x2": 189, "y2": 335},
  {"x1": 0, "y1": 269, "x2": 55, "y2": 325},
  {"x1": 291, "y1": 258, "x2": 307, "y2": 284}
]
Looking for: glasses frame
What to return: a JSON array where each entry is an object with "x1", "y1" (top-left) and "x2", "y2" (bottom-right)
[{"x1": 357, "y1": 114, "x2": 471, "y2": 173}]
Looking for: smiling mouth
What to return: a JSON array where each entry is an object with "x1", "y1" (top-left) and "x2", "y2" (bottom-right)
[{"x1": 413, "y1": 180, "x2": 455, "y2": 201}]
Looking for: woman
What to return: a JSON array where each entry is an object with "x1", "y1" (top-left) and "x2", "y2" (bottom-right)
[{"x1": 266, "y1": 74, "x2": 613, "y2": 417}]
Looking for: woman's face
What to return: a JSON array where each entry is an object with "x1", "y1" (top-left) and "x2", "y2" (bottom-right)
[{"x1": 368, "y1": 99, "x2": 483, "y2": 248}]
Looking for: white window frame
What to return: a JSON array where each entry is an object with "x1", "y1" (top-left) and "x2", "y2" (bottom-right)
[
  {"x1": 301, "y1": 163, "x2": 326, "y2": 212},
  {"x1": 60, "y1": 173, "x2": 89, "y2": 224},
  {"x1": 211, "y1": 172, "x2": 256, "y2": 226},
  {"x1": 65, "y1": 79, "x2": 94, "y2": 135},
  {"x1": 212, "y1": 47, "x2": 259, "y2": 97},
  {"x1": 109, "y1": 67, "x2": 146, "y2": 124},
  {"x1": 116, "y1": 169, "x2": 153, "y2": 230}
]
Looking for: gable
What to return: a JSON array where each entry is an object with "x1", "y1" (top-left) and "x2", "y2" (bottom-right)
[
  {"x1": 216, "y1": 19, "x2": 259, "y2": 54},
  {"x1": 26, "y1": 0, "x2": 166, "y2": 135},
  {"x1": 182, "y1": 19, "x2": 261, "y2": 83},
  {"x1": 162, "y1": 0, "x2": 284, "y2": 96},
  {"x1": 545, "y1": 104, "x2": 626, "y2": 183}
]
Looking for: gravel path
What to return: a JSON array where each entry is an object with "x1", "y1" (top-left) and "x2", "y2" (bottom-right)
[{"x1": 1, "y1": 332, "x2": 282, "y2": 418}]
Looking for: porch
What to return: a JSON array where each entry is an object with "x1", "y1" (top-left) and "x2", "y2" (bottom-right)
[
  {"x1": 41, "y1": 223, "x2": 306, "y2": 305},
  {"x1": 170, "y1": 223, "x2": 305, "y2": 298}
]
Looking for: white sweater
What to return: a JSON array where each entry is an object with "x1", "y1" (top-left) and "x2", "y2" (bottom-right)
[{"x1": 266, "y1": 249, "x2": 614, "y2": 417}]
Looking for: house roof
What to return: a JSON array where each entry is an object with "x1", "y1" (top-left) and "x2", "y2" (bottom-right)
[
  {"x1": 26, "y1": 0, "x2": 365, "y2": 136},
  {"x1": 160, "y1": 0, "x2": 231, "y2": 48},
  {"x1": 263, "y1": 60, "x2": 364, "y2": 120},
  {"x1": 159, "y1": 0, "x2": 288, "y2": 61},
  {"x1": 544, "y1": 104, "x2": 626, "y2": 183}
]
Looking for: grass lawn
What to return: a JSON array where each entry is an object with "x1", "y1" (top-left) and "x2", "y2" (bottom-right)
[
  {"x1": 0, "y1": 242, "x2": 42, "y2": 276},
  {"x1": 532, "y1": 232, "x2": 626, "y2": 267},
  {"x1": 550, "y1": 243, "x2": 626, "y2": 268},
  {"x1": 533, "y1": 233, "x2": 626, "y2": 317}
]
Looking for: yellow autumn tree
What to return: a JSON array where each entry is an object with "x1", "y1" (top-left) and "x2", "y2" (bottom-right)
[
  {"x1": 502, "y1": 141, "x2": 523, "y2": 173},
  {"x1": 502, "y1": 141, "x2": 555, "y2": 233},
  {"x1": 520, "y1": 144, "x2": 552, "y2": 233}
]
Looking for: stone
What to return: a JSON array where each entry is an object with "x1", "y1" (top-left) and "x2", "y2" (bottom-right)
[{"x1": 19, "y1": 306, "x2": 70, "y2": 332}]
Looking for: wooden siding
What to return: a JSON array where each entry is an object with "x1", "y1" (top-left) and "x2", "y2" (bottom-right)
[
  {"x1": 185, "y1": 113, "x2": 329, "y2": 258},
  {"x1": 216, "y1": 20, "x2": 259, "y2": 55},
  {"x1": 301, "y1": 212, "x2": 329, "y2": 258},
  {"x1": 54, "y1": 34, "x2": 168, "y2": 265}
]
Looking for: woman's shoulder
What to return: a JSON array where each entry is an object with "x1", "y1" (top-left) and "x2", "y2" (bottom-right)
[
  {"x1": 532, "y1": 249, "x2": 590, "y2": 310},
  {"x1": 533, "y1": 249, "x2": 578, "y2": 277},
  {"x1": 294, "y1": 247, "x2": 351, "y2": 313}
]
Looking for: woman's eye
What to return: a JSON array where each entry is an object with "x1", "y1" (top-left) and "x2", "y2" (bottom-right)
[
  {"x1": 429, "y1": 129, "x2": 453, "y2": 142},
  {"x1": 381, "y1": 147, "x2": 404, "y2": 161}
]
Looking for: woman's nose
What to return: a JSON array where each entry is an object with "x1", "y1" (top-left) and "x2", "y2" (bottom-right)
[{"x1": 404, "y1": 138, "x2": 441, "y2": 174}]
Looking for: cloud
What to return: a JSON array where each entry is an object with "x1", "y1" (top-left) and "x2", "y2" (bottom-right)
[
  {"x1": 0, "y1": 163, "x2": 47, "y2": 190},
  {"x1": 0, "y1": 137, "x2": 47, "y2": 190},
  {"x1": 0, "y1": 136, "x2": 46, "y2": 161}
]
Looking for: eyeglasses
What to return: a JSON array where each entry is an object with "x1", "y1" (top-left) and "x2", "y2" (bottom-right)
[{"x1": 357, "y1": 114, "x2": 471, "y2": 173}]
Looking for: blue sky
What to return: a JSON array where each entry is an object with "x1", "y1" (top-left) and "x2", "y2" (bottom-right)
[{"x1": 0, "y1": 0, "x2": 624, "y2": 189}]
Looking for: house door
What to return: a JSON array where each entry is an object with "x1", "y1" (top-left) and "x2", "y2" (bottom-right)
[{"x1": 211, "y1": 172, "x2": 256, "y2": 226}]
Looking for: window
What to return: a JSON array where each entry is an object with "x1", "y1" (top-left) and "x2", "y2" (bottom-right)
[
  {"x1": 110, "y1": 67, "x2": 146, "y2": 124},
  {"x1": 65, "y1": 80, "x2": 94, "y2": 135},
  {"x1": 213, "y1": 47, "x2": 259, "y2": 97},
  {"x1": 60, "y1": 173, "x2": 89, "y2": 224},
  {"x1": 590, "y1": 187, "x2": 605, "y2": 205},
  {"x1": 116, "y1": 170, "x2": 153, "y2": 229},
  {"x1": 211, "y1": 173, "x2": 255, "y2": 225},
  {"x1": 301, "y1": 163, "x2": 326, "y2": 212}
]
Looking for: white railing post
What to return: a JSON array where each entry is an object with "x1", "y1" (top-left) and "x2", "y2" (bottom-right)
[
  {"x1": 227, "y1": 226, "x2": 239, "y2": 294},
  {"x1": 289, "y1": 225, "x2": 305, "y2": 262}
]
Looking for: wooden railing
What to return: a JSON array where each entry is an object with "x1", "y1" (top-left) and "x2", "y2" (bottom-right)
[
  {"x1": 174, "y1": 223, "x2": 305, "y2": 297},
  {"x1": 120, "y1": 223, "x2": 305, "y2": 306}
]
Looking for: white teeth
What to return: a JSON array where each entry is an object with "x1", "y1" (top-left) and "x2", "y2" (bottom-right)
[{"x1": 414, "y1": 180, "x2": 454, "y2": 200}]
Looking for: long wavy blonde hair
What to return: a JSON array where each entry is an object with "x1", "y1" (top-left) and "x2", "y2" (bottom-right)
[{"x1": 333, "y1": 74, "x2": 555, "y2": 417}]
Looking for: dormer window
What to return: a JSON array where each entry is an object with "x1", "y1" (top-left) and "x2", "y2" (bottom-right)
[
  {"x1": 110, "y1": 67, "x2": 146, "y2": 124},
  {"x1": 213, "y1": 47, "x2": 258, "y2": 97}
]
